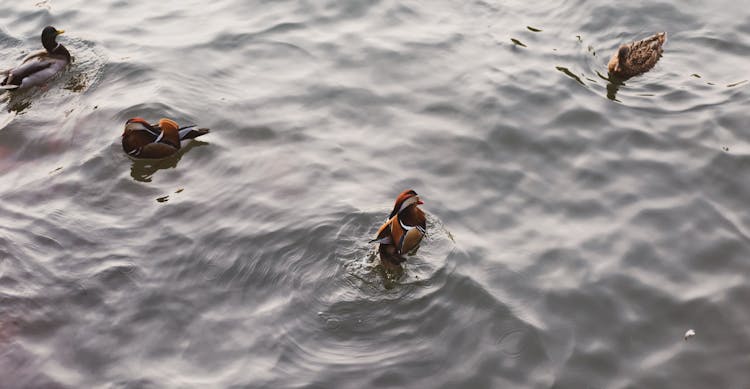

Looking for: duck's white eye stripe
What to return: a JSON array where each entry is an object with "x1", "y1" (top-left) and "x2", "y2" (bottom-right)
[
  {"x1": 154, "y1": 130, "x2": 164, "y2": 143},
  {"x1": 398, "y1": 197, "x2": 416, "y2": 213}
]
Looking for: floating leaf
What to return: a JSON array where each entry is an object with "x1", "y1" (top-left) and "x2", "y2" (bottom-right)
[
  {"x1": 156, "y1": 195, "x2": 169, "y2": 203},
  {"x1": 727, "y1": 80, "x2": 748, "y2": 88},
  {"x1": 510, "y1": 38, "x2": 527, "y2": 47},
  {"x1": 556, "y1": 66, "x2": 585, "y2": 86},
  {"x1": 527, "y1": 26, "x2": 542, "y2": 32}
]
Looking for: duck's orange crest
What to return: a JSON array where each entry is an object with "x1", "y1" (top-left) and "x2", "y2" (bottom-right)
[{"x1": 158, "y1": 118, "x2": 179, "y2": 131}]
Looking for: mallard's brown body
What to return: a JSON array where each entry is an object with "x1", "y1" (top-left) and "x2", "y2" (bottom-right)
[{"x1": 608, "y1": 32, "x2": 666, "y2": 79}]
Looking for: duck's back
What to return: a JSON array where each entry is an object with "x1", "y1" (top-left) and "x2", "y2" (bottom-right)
[
  {"x1": 625, "y1": 33, "x2": 665, "y2": 69},
  {"x1": 610, "y1": 32, "x2": 666, "y2": 78}
]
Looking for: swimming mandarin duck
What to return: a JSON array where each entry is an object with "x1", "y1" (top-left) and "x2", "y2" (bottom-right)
[
  {"x1": 1, "y1": 26, "x2": 70, "y2": 91},
  {"x1": 370, "y1": 189, "x2": 427, "y2": 266},
  {"x1": 608, "y1": 32, "x2": 666, "y2": 79},
  {"x1": 122, "y1": 118, "x2": 210, "y2": 159}
]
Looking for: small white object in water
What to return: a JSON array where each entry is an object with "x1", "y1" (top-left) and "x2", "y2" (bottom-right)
[{"x1": 684, "y1": 329, "x2": 696, "y2": 340}]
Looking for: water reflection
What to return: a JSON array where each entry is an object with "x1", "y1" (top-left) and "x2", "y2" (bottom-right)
[
  {"x1": 128, "y1": 140, "x2": 208, "y2": 182},
  {"x1": 600, "y1": 71, "x2": 626, "y2": 102},
  {"x1": 4, "y1": 93, "x2": 33, "y2": 113}
]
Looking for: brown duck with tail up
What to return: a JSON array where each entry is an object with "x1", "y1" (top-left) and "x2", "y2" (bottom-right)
[
  {"x1": 608, "y1": 32, "x2": 666, "y2": 79},
  {"x1": 370, "y1": 190, "x2": 427, "y2": 267}
]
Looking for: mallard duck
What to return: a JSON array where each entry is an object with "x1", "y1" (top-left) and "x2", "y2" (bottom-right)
[
  {"x1": 608, "y1": 32, "x2": 666, "y2": 79},
  {"x1": 370, "y1": 189, "x2": 427, "y2": 266},
  {"x1": 122, "y1": 117, "x2": 210, "y2": 159},
  {"x1": 1, "y1": 26, "x2": 70, "y2": 91}
]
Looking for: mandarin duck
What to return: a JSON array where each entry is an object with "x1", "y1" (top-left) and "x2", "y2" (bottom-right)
[
  {"x1": 122, "y1": 117, "x2": 210, "y2": 159},
  {"x1": 608, "y1": 32, "x2": 666, "y2": 79},
  {"x1": 1, "y1": 26, "x2": 70, "y2": 91},
  {"x1": 370, "y1": 189, "x2": 427, "y2": 266}
]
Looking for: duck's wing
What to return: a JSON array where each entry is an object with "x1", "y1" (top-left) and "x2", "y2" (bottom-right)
[
  {"x1": 1, "y1": 56, "x2": 67, "y2": 90},
  {"x1": 396, "y1": 216, "x2": 426, "y2": 254},
  {"x1": 370, "y1": 216, "x2": 395, "y2": 245},
  {"x1": 18, "y1": 59, "x2": 66, "y2": 89},
  {"x1": 626, "y1": 33, "x2": 665, "y2": 70},
  {"x1": 1, "y1": 59, "x2": 52, "y2": 88}
]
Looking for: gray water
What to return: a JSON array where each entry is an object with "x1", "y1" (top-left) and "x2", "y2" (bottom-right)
[{"x1": 1, "y1": 0, "x2": 749, "y2": 388}]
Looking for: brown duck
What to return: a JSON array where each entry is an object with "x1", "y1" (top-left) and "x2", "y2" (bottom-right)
[
  {"x1": 370, "y1": 189, "x2": 427, "y2": 266},
  {"x1": 122, "y1": 117, "x2": 209, "y2": 159},
  {"x1": 608, "y1": 32, "x2": 666, "y2": 79}
]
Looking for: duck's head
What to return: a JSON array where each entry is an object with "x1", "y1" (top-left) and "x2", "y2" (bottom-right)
[
  {"x1": 389, "y1": 189, "x2": 424, "y2": 218},
  {"x1": 615, "y1": 46, "x2": 630, "y2": 71},
  {"x1": 41, "y1": 26, "x2": 65, "y2": 52},
  {"x1": 123, "y1": 117, "x2": 154, "y2": 137}
]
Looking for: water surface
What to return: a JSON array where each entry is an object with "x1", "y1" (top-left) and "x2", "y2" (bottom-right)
[{"x1": 1, "y1": 0, "x2": 749, "y2": 387}]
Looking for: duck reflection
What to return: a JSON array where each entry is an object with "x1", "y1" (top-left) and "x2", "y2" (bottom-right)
[
  {"x1": 4, "y1": 93, "x2": 33, "y2": 113},
  {"x1": 596, "y1": 70, "x2": 625, "y2": 102},
  {"x1": 605, "y1": 75, "x2": 625, "y2": 101}
]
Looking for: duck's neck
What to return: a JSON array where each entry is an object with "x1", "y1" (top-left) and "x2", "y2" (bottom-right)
[
  {"x1": 43, "y1": 37, "x2": 69, "y2": 59},
  {"x1": 52, "y1": 44, "x2": 71, "y2": 59}
]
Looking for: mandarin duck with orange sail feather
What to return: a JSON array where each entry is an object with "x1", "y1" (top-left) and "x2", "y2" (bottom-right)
[
  {"x1": 122, "y1": 117, "x2": 209, "y2": 159},
  {"x1": 370, "y1": 189, "x2": 427, "y2": 266}
]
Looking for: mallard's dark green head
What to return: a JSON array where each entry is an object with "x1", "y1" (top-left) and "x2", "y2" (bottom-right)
[{"x1": 41, "y1": 26, "x2": 65, "y2": 52}]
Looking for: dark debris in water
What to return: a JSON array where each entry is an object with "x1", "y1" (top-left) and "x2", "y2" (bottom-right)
[
  {"x1": 556, "y1": 66, "x2": 585, "y2": 86},
  {"x1": 175, "y1": 188, "x2": 184, "y2": 193},
  {"x1": 691, "y1": 74, "x2": 702, "y2": 78},
  {"x1": 526, "y1": 26, "x2": 542, "y2": 32},
  {"x1": 510, "y1": 38, "x2": 527, "y2": 48},
  {"x1": 156, "y1": 195, "x2": 169, "y2": 203},
  {"x1": 727, "y1": 80, "x2": 748, "y2": 88},
  {"x1": 722, "y1": 146, "x2": 730, "y2": 152}
]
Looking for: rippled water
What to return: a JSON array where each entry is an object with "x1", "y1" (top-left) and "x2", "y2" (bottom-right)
[{"x1": 1, "y1": 0, "x2": 749, "y2": 387}]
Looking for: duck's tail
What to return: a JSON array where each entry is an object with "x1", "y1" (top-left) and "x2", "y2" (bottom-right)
[
  {"x1": 178, "y1": 126, "x2": 210, "y2": 140},
  {"x1": 657, "y1": 32, "x2": 667, "y2": 44}
]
